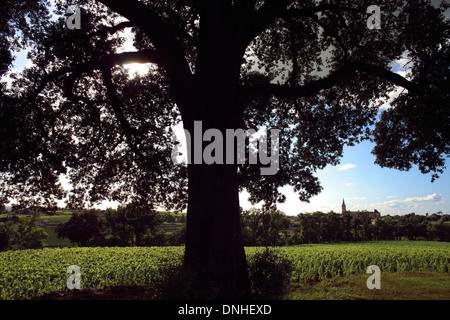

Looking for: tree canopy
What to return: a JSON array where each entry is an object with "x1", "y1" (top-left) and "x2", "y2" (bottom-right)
[{"x1": 1, "y1": 0, "x2": 448, "y2": 209}]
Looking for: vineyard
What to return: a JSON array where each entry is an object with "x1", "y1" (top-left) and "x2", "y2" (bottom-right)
[
  {"x1": 0, "y1": 241, "x2": 449, "y2": 300},
  {"x1": 273, "y1": 241, "x2": 450, "y2": 282}
]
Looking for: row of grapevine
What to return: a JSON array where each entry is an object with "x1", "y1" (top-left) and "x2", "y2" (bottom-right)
[
  {"x1": 266, "y1": 241, "x2": 450, "y2": 282},
  {"x1": 1, "y1": 241, "x2": 449, "y2": 300},
  {"x1": 0, "y1": 247, "x2": 184, "y2": 300}
]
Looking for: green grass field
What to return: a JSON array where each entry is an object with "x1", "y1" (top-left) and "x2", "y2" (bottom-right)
[
  {"x1": 0, "y1": 241, "x2": 448, "y2": 300},
  {"x1": 157, "y1": 222, "x2": 185, "y2": 234},
  {"x1": 285, "y1": 272, "x2": 450, "y2": 300},
  {"x1": 37, "y1": 212, "x2": 76, "y2": 247}
]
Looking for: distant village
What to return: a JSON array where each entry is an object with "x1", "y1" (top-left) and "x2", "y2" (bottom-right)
[{"x1": 341, "y1": 199, "x2": 381, "y2": 219}]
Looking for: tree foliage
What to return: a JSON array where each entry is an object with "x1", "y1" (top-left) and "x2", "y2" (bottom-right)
[
  {"x1": 0, "y1": 213, "x2": 47, "y2": 251},
  {"x1": 0, "y1": 0, "x2": 448, "y2": 209},
  {"x1": 56, "y1": 209, "x2": 104, "y2": 246},
  {"x1": 56, "y1": 205, "x2": 165, "y2": 246},
  {"x1": 241, "y1": 207, "x2": 291, "y2": 246}
]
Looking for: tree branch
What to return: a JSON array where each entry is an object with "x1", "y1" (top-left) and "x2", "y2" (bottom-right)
[
  {"x1": 100, "y1": 65, "x2": 138, "y2": 149},
  {"x1": 97, "y1": 0, "x2": 197, "y2": 120},
  {"x1": 97, "y1": 0, "x2": 184, "y2": 62},
  {"x1": 241, "y1": 62, "x2": 424, "y2": 100},
  {"x1": 29, "y1": 49, "x2": 161, "y2": 102},
  {"x1": 287, "y1": 17, "x2": 300, "y2": 86},
  {"x1": 242, "y1": 0, "x2": 294, "y2": 44},
  {"x1": 304, "y1": 14, "x2": 350, "y2": 62},
  {"x1": 85, "y1": 21, "x2": 134, "y2": 39},
  {"x1": 65, "y1": 21, "x2": 135, "y2": 43},
  {"x1": 242, "y1": 2, "x2": 369, "y2": 46}
]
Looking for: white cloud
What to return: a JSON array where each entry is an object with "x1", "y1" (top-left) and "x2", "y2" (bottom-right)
[
  {"x1": 338, "y1": 163, "x2": 357, "y2": 171},
  {"x1": 345, "y1": 182, "x2": 355, "y2": 186},
  {"x1": 370, "y1": 194, "x2": 445, "y2": 214},
  {"x1": 405, "y1": 193, "x2": 443, "y2": 202}
]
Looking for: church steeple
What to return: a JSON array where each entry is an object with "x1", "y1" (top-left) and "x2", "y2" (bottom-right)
[{"x1": 342, "y1": 199, "x2": 347, "y2": 214}]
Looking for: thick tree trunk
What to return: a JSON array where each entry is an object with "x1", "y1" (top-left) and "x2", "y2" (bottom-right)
[
  {"x1": 184, "y1": 160, "x2": 251, "y2": 299},
  {"x1": 180, "y1": 103, "x2": 251, "y2": 298},
  {"x1": 178, "y1": 8, "x2": 251, "y2": 298}
]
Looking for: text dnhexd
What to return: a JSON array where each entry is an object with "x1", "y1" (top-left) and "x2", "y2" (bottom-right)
[{"x1": 177, "y1": 304, "x2": 272, "y2": 317}]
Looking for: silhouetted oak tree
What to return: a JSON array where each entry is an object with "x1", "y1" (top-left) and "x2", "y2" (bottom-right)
[{"x1": 1, "y1": 0, "x2": 448, "y2": 298}]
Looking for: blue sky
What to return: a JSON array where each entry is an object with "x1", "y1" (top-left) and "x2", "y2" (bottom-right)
[{"x1": 250, "y1": 140, "x2": 449, "y2": 216}]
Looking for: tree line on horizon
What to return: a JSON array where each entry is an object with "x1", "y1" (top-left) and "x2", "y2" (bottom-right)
[
  {"x1": 1, "y1": 205, "x2": 449, "y2": 251},
  {"x1": 241, "y1": 209, "x2": 450, "y2": 246},
  {"x1": 0, "y1": 204, "x2": 187, "y2": 251}
]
